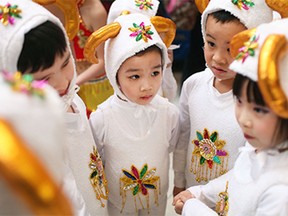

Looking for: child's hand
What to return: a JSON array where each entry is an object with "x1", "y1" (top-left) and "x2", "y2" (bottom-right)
[
  {"x1": 173, "y1": 186, "x2": 185, "y2": 197},
  {"x1": 172, "y1": 190, "x2": 195, "y2": 215}
]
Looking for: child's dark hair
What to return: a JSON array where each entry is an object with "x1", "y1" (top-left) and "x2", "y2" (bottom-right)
[
  {"x1": 210, "y1": 10, "x2": 241, "y2": 25},
  {"x1": 17, "y1": 21, "x2": 67, "y2": 74},
  {"x1": 233, "y1": 73, "x2": 288, "y2": 147}
]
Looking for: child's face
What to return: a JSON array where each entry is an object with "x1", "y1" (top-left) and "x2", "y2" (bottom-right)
[
  {"x1": 31, "y1": 49, "x2": 74, "y2": 97},
  {"x1": 235, "y1": 81, "x2": 279, "y2": 151},
  {"x1": 204, "y1": 15, "x2": 246, "y2": 82},
  {"x1": 117, "y1": 49, "x2": 162, "y2": 105}
]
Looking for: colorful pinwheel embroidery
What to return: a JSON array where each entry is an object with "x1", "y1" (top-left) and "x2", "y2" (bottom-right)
[
  {"x1": 191, "y1": 128, "x2": 229, "y2": 182},
  {"x1": 120, "y1": 164, "x2": 160, "y2": 213},
  {"x1": 129, "y1": 22, "x2": 153, "y2": 42},
  {"x1": 134, "y1": 0, "x2": 154, "y2": 10},
  {"x1": 0, "y1": 3, "x2": 21, "y2": 25},
  {"x1": 89, "y1": 146, "x2": 108, "y2": 207},
  {"x1": 2, "y1": 71, "x2": 46, "y2": 98},
  {"x1": 236, "y1": 34, "x2": 259, "y2": 63},
  {"x1": 232, "y1": 0, "x2": 255, "y2": 10}
]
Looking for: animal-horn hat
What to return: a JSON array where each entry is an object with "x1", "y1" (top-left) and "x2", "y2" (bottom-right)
[
  {"x1": 195, "y1": 0, "x2": 288, "y2": 41},
  {"x1": 84, "y1": 13, "x2": 176, "y2": 101},
  {"x1": 230, "y1": 18, "x2": 288, "y2": 118}
]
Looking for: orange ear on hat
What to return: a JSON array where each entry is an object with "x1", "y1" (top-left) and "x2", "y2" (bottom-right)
[
  {"x1": 84, "y1": 22, "x2": 122, "y2": 64},
  {"x1": 195, "y1": 0, "x2": 210, "y2": 13},
  {"x1": 230, "y1": 28, "x2": 257, "y2": 59},
  {"x1": 258, "y1": 34, "x2": 288, "y2": 118},
  {"x1": 0, "y1": 119, "x2": 73, "y2": 215},
  {"x1": 33, "y1": 0, "x2": 80, "y2": 40},
  {"x1": 150, "y1": 16, "x2": 176, "y2": 47},
  {"x1": 265, "y1": 0, "x2": 288, "y2": 18}
]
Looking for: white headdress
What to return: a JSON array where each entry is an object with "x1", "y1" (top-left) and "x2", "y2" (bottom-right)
[{"x1": 229, "y1": 18, "x2": 288, "y2": 118}]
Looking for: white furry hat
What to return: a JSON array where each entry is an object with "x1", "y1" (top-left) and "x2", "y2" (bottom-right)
[
  {"x1": 107, "y1": 0, "x2": 159, "y2": 24},
  {"x1": 229, "y1": 18, "x2": 288, "y2": 118},
  {"x1": 201, "y1": 0, "x2": 273, "y2": 37},
  {"x1": 84, "y1": 13, "x2": 176, "y2": 101},
  {"x1": 0, "y1": 0, "x2": 66, "y2": 72},
  {"x1": 0, "y1": 0, "x2": 78, "y2": 111},
  {"x1": 0, "y1": 71, "x2": 68, "y2": 213}
]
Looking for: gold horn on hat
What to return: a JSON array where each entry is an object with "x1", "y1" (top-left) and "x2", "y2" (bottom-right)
[
  {"x1": 230, "y1": 28, "x2": 257, "y2": 59},
  {"x1": 150, "y1": 16, "x2": 176, "y2": 48},
  {"x1": 33, "y1": 0, "x2": 80, "y2": 40},
  {"x1": 195, "y1": 0, "x2": 210, "y2": 14},
  {"x1": 84, "y1": 22, "x2": 122, "y2": 64},
  {"x1": 0, "y1": 119, "x2": 73, "y2": 215},
  {"x1": 265, "y1": 0, "x2": 288, "y2": 18},
  {"x1": 258, "y1": 34, "x2": 288, "y2": 118}
]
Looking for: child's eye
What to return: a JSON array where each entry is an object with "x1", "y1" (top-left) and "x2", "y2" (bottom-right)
[
  {"x1": 207, "y1": 41, "x2": 215, "y2": 48},
  {"x1": 129, "y1": 75, "x2": 140, "y2": 80},
  {"x1": 227, "y1": 47, "x2": 230, "y2": 53},
  {"x1": 151, "y1": 71, "x2": 160, "y2": 77},
  {"x1": 253, "y1": 106, "x2": 269, "y2": 114}
]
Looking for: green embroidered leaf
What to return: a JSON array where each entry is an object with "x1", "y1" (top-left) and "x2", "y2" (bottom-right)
[
  {"x1": 200, "y1": 156, "x2": 206, "y2": 165},
  {"x1": 210, "y1": 131, "x2": 218, "y2": 142},
  {"x1": 140, "y1": 164, "x2": 148, "y2": 179},
  {"x1": 136, "y1": 34, "x2": 142, "y2": 41},
  {"x1": 90, "y1": 171, "x2": 97, "y2": 179},
  {"x1": 133, "y1": 185, "x2": 139, "y2": 196},
  {"x1": 196, "y1": 131, "x2": 203, "y2": 141},
  {"x1": 213, "y1": 155, "x2": 221, "y2": 164}
]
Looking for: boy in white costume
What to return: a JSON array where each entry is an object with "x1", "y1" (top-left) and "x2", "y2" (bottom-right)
[
  {"x1": 86, "y1": 13, "x2": 180, "y2": 215},
  {"x1": 0, "y1": 0, "x2": 108, "y2": 215},
  {"x1": 107, "y1": 0, "x2": 178, "y2": 102},
  {"x1": 173, "y1": 17, "x2": 288, "y2": 216},
  {"x1": 173, "y1": 0, "x2": 275, "y2": 196},
  {"x1": 0, "y1": 72, "x2": 73, "y2": 215}
]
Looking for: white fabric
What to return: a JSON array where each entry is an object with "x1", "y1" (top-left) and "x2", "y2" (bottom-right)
[
  {"x1": 89, "y1": 94, "x2": 179, "y2": 214},
  {"x1": 201, "y1": 0, "x2": 273, "y2": 39},
  {"x1": 0, "y1": 0, "x2": 78, "y2": 112},
  {"x1": 64, "y1": 94, "x2": 106, "y2": 215},
  {"x1": 173, "y1": 68, "x2": 246, "y2": 188},
  {"x1": 107, "y1": 0, "x2": 159, "y2": 24},
  {"x1": 185, "y1": 141, "x2": 288, "y2": 216},
  {"x1": 0, "y1": 73, "x2": 67, "y2": 214},
  {"x1": 104, "y1": 13, "x2": 169, "y2": 102}
]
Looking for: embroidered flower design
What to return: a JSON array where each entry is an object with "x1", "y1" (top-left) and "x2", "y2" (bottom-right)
[
  {"x1": 121, "y1": 164, "x2": 159, "y2": 196},
  {"x1": 236, "y1": 34, "x2": 259, "y2": 63},
  {"x1": 134, "y1": 0, "x2": 154, "y2": 10},
  {"x1": 89, "y1": 146, "x2": 108, "y2": 206},
  {"x1": 129, "y1": 22, "x2": 153, "y2": 42},
  {"x1": 192, "y1": 128, "x2": 228, "y2": 169},
  {"x1": 3, "y1": 71, "x2": 46, "y2": 98},
  {"x1": 232, "y1": 0, "x2": 255, "y2": 10},
  {"x1": 0, "y1": 3, "x2": 21, "y2": 25}
]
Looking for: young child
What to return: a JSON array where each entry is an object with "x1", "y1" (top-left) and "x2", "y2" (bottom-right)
[
  {"x1": 106, "y1": 0, "x2": 178, "y2": 102},
  {"x1": 0, "y1": 0, "x2": 107, "y2": 215},
  {"x1": 173, "y1": 17, "x2": 288, "y2": 216},
  {"x1": 86, "y1": 13, "x2": 180, "y2": 215},
  {"x1": 173, "y1": 0, "x2": 274, "y2": 196},
  {"x1": 0, "y1": 72, "x2": 73, "y2": 215}
]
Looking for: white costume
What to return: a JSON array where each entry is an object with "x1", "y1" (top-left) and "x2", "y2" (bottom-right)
[
  {"x1": 0, "y1": 0, "x2": 107, "y2": 215},
  {"x1": 182, "y1": 17, "x2": 288, "y2": 216},
  {"x1": 174, "y1": 68, "x2": 245, "y2": 188},
  {"x1": 107, "y1": 0, "x2": 178, "y2": 102},
  {"x1": 174, "y1": 0, "x2": 274, "y2": 189},
  {"x1": 89, "y1": 13, "x2": 179, "y2": 215},
  {"x1": 184, "y1": 142, "x2": 288, "y2": 216}
]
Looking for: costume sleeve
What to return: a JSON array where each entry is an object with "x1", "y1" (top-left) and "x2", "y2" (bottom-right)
[
  {"x1": 161, "y1": 65, "x2": 178, "y2": 102},
  {"x1": 89, "y1": 109, "x2": 106, "y2": 162},
  {"x1": 167, "y1": 103, "x2": 180, "y2": 153},
  {"x1": 255, "y1": 185, "x2": 288, "y2": 216},
  {"x1": 187, "y1": 170, "x2": 232, "y2": 208},
  {"x1": 173, "y1": 79, "x2": 191, "y2": 188},
  {"x1": 182, "y1": 198, "x2": 218, "y2": 216}
]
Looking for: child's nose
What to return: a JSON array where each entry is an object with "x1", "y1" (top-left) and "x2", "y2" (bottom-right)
[
  {"x1": 238, "y1": 111, "x2": 252, "y2": 128},
  {"x1": 140, "y1": 80, "x2": 152, "y2": 91},
  {"x1": 213, "y1": 49, "x2": 227, "y2": 65}
]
